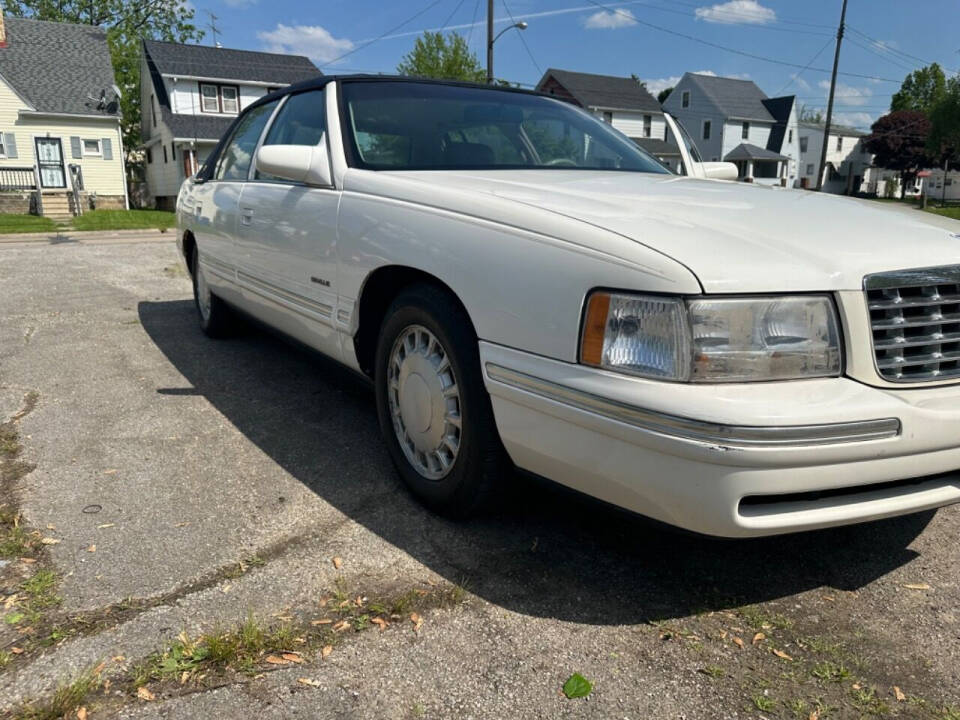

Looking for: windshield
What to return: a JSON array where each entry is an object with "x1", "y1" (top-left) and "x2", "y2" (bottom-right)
[{"x1": 341, "y1": 80, "x2": 669, "y2": 174}]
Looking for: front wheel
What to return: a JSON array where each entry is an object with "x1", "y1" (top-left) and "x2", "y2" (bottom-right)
[
  {"x1": 374, "y1": 284, "x2": 507, "y2": 517},
  {"x1": 191, "y1": 245, "x2": 236, "y2": 338}
]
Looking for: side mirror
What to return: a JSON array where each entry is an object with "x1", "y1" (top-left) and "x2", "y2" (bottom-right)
[
  {"x1": 700, "y1": 161, "x2": 739, "y2": 181},
  {"x1": 255, "y1": 141, "x2": 332, "y2": 187}
]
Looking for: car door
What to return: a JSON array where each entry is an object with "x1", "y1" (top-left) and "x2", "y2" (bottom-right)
[
  {"x1": 192, "y1": 101, "x2": 279, "y2": 303},
  {"x1": 235, "y1": 89, "x2": 341, "y2": 359}
]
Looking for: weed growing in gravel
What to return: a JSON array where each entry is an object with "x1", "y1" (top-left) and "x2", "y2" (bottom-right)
[
  {"x1": 751, "y1": 694, "x2": 776, "y2": 712},
  {"x1": 784, "y1": 698, "x2": 807, "y2": 717},
  {"x1": 0, "y1": 508, "x2": 36, "y2": 558},
  {"x1": 11, "y1": 670, "x2": 99, "y2": 720},
  {"x1": 700, "y1": 665, "x2": 726, "y2": 678},
  {"x1": 811, "y1": 661, "x2": 852, "y2": 683},
  {"x1": 738, "y1": 605, "x2": 794, "y2": 631},
  {"x1": 939, "y1": 707, "x2": 960, "y2": 720},
  {"x1": 20, "y1": 569, "x2": 61, "y2": 621},
  {"x1": 850, "y1": 686, "x2": 890, "y2": 716}
]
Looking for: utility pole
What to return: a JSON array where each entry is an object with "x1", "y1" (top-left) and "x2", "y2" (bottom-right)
[
  {"x1": 486, "y1": 0, "x2": 494, "y2": 84},
  {"x1": 815, "y1": 0, "x2": 848, "y2": 191}
]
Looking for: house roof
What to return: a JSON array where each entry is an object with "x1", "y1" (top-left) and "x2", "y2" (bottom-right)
[
  {"x1": 799, "y1": 121, "x2": 867, "y2": 137},
  {"x1": 762, "y1": 95, "x2": 795, "y2": 153},
  {"x1": 0, "y1": 17, "x2": 119, "y2": 117},
  {"x1": 684, "y1": 73, "x2": 775, "y2": 122},
  {"x1": 162, "y1": 107, "x2": 234, "y2": 142},
  {"x1": 633, "y1": 138, "x2": 680, "y2": 156},
  {"x1": 142, "y1": 40, "x2": 320, "y2": 85},
  {"x1": 537, "y1": 68, "x2": 661, "y2": 113},
  {"x1": 725, "y1": 143, "x2": 789, "y2": 162}
]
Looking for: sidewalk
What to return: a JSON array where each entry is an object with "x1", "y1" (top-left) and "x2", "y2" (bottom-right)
[{"x1": 0, "y1": 227, "x2": 174, "y2": 244}]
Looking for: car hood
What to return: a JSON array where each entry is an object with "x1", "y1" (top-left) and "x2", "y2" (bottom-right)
[{"x1": 382, "y1": 170, "x2": 960, "y2": 293}]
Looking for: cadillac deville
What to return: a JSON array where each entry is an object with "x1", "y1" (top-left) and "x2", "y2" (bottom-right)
[{"x1": 177, "y1": 76, "x2": 960, "y2": 537}]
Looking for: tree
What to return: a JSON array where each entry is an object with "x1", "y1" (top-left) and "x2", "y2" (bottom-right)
[
  {"x1": 657, "y1": 87, "x2": 673, "y2": 104},
  {"x1": 890, "y1": 63, "x2": 947, "y2": 114},
  {"x1": 397, "y1": 32, "x2": 486, "y2": 83},
  {"x1": 927, "y1": 77, "x2": 960, "y2": 164},
  {"x1": 798, "y1": 104, "x2": 824, "y2": 124},
  {"x1": 863, "y1": 110, "x2": 932, "y2": 199},
  {"x1": 5, "y1": 0, "x2": 204, "y2": 167}
]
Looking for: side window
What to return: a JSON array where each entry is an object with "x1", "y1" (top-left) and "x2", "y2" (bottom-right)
[
  {"x1": 215, "y1": 100, "x2": 279, "y2": 181},
  {"x1": 263, "y1": 90, "x2": 326, "y2": 146}
]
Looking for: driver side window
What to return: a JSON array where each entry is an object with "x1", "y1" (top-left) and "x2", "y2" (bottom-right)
[
  {"x1": 215, "y1": 100, "x2": 278, "y2": 181},
  {"x1": 255, "y1": 90, "x2": 326, "y2": 180}
]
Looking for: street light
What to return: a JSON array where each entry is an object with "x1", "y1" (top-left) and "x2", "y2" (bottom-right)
[{"x1": 486, "y1": 12, "x2": 528, "y2": 84}]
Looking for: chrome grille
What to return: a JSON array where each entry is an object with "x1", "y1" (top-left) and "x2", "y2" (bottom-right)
[{"x1": 865, "y1": 265, "x2": 960, "y2": 383}]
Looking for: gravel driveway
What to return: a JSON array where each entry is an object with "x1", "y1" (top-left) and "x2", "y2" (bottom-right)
[{"x1": 0, "y1": 234, "x2": 958, "y2": 719}]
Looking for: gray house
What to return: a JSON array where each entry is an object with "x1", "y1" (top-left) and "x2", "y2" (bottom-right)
[{"x1": 140, "y1": 40, "x2": 319, "y2": 209}]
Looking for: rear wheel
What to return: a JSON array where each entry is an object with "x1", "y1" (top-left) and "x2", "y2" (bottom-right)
[
  {"x1": 374, "y1": 284, "x2": 507, "y2": 517},
  {"x1": 191, "y1": 245, "x2": 236, "y2": 338}
]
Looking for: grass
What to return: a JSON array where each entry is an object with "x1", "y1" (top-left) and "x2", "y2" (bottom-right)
[
  {"x1": 850, "y1": 686, "x2": 890, "y2": 716},
  {"x1": 751, "y1": 694, "x2": 776, "y2": 712},
  {"x1": 0, "y1": 214, "x2": 58, "y2": 234},
  {"x1": 927, "y1": 205, "x2": 960, "y2": 221},
  {"x1": 11, "y1": 671, "x2": 100, "y2": 720},
  {"x1": 70, "y1": 209, "x2": 175, "y2": 231},
  {"x1": 20, "y1": 569, "x2": 62, "y2": 622},
  {"x1": 811, "y1": 661, "x2": 852, "y2": 683}
]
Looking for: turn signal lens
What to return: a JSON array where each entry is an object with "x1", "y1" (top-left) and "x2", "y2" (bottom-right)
[{"x1": 580, "y1": 292, "x2": 610, "y2": 366}]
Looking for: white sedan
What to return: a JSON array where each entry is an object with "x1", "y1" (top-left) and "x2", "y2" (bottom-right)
[{"x1": 177, "y1": 76, "x2": 960, "y2": 537}]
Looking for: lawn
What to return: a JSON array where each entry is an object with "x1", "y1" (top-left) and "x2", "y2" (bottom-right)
[
  {"x1": 0, "y1": 214, "x2": 59, "y2": 234},
  {"x1": 927, "y1": 205, "x2": 960, "y2": 221},
  {"x1": 71, "y1": 209, "x2": 176, "y2": 231}
]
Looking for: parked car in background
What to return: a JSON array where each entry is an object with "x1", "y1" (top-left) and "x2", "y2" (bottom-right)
[{"x1": 177, "y1": 76, "x2": 960, "y2": 537}]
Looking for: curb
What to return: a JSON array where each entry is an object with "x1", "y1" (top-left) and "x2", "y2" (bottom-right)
[{"x1": 0, "y1": 228, "x2": 174, "y2": 243}]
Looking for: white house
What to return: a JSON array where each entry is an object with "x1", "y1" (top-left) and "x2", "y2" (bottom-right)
[
  {"x1": 140, "y1": 40, "x2": 319, "y2": 209},
  {"x1": 662, "y1": 72, "x2": 799, "y2": 186},
  {"x1": 797, "y1": 122, "x2": 872, "y2": 193},
  {"x1": 535, "y1": 68, "x2": 681, "y2": 170},
  {"x1": 0, "y1": 15, "x2": 127, "y2": 220}
]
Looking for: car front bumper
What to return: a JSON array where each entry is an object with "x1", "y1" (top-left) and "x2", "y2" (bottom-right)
[{"x1": 480, "y1": 341, "x2": 960, "y2": 537}]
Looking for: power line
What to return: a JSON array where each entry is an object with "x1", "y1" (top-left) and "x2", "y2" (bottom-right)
[
  {"x1": 775, "y1": 36, "x2": 834, "y2": 95},
  {"x1": 440, "y1": 0, "x2": 469, "y2": 33},
  {"x1": 501, "y1": 0, "x2": 543, "y2": 77},
  {"x1": 846, "y1": 36, "x2": 919, "y2": 74},
  {"x1": 580, "y1": 0, "x2": 903, "y2": 84},
  {"x1": 846, "y1": 26, "x2": 960, "y2": 75}
]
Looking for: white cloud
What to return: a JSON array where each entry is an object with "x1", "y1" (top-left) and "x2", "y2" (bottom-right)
[
  {"x1": 643, "y1": 70, "x2": 714, "y2": 96},
  {"x1": 787, "y1": 73, "x2": 811, "y2": 91},
  {"x1": 833, "y1": 112, "x2": 875, "y2": 130},
  {"x1": 817, "y1": 80, "x2": 872, "y2": 107},
  {"x1": 222, "y1": 0, "x2": 256, "y2": 7},
  {"x1": 583, "y1": 9, "x2": 637, "y2": 29},
  {"x1": 695, "y1": 0, "x2": 776, "y2": 25},
  {"x1": 258, "y1": 24, "x2": 354, "y2": 64}
]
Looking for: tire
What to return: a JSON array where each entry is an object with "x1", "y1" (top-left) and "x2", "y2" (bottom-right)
[
  {"x1": 191, "y1": 245, "x2": 236, "y2": 338},
  {"x1": 374, "y1": 284, "x2": 507, "y2": 518}
]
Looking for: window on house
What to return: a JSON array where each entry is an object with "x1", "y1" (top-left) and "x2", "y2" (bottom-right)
[
  {"x1": 643, "y1": 114, "x2": 652, "y2": 138},
  {"x1": 602, "y1": 111, "x2": 613, "y2": 124},
  {"x1": 171, "y1": 142, "x2": 176, "y2": 160},
  {"x1": 681, "y1": 91, "x2": 690, "y2": 108},
  {"x1": 200, "y1": 84, "x2": 219, "y2": 112},
  {"x1": 0, "y1": 135, "x2": 6, "y2": 157},
  {"x1": 163, "y1": 145, "x2": 168, "y2": 163},
  {"x1": 836, "y1": 136, "x2": 842, "y2": 151},
  {"x1": 788, "y1": 129, "x2": 793, "y2": 143},
  {"x1": 800, "y1": 136, "x2": 808, "y2": 153},
  {"x1": 146, "y1": 147, "x2": 152, "y2": 164},
  {"x1": 806, "y1": 163, "x2": 814, "y2": 175},
  {"x1": 742, "y1": 121, "x2": 749, "y2": 139},
  {"x1": 220, "y1": 86, "x2": 239, "y2": 114},
  {"x1": 82, "y1": 139, "x2": 102, "y2": 156},
  {"x1": 702, "y1": 120, "x2": 711, "y2": 141}
]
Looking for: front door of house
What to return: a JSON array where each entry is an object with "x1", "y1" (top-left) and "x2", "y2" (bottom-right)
[{"x1": 35, "y1": 138, "x2": 66, "y2": 189}]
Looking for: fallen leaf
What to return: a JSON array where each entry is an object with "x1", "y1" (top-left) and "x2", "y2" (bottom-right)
[
  {"x1": 321, "y1": 645, "x2": 333, "y2": 658},
  {"x1": 174, "y1": 522, "x2": 189, "y2": 528},
  {"x1": 318, "y1": 598, "x2": 329, "y2": 607},
  {"x1": 852, "y1": 683, "x2": 862, "y2": 690},
  {"x1": 311, "y1": 619, "x2": 333, "y2": 626},
  {"x1": 40, "y1": 537, "x2": 60, "y2": 545},
  {"x1": 332, "y1": 620, "x2": 351, "y2": 632},
  {"x1": 752, "y1": 632, "x2": 766, "y2": 646},
  {"x1": 808, "y1": 712, "x2": 819, "y2": 720},
  {"x1": 414, "y1": 589, "x2": 429, "y2": 597},
  {"x1": 87, "y1": 545, "x2": 96, "y2": 553},
  {"x1": 772, "y1": 649, "x2": 793, "y2": 661},
  {"x1": 137, "y1": 686, "x2": 155, "y2": 701},
  {"x1": 893, "y1": 686, "x2": 906, "y2": 702},
  {"x1": 103, "y1": 469, "x2": 118, "y2": 474},
  {"x1": 77, "y1": 707, "x2": 87, "y2": 720},
  {"x1": 332, "y1": 557, "x2": 343, "y2": 570},
  {"x1": 903, "y1": 583, "x2": 932, "y2": 590},
  {"x1": 410, "y1": 612, "x2": 423, "y2": 632},
  {"x1": 265, "y1": 655, "x2": 290, "y2": 665},
  {"x1": 731, "y1": 636, "x2": 744, "y2": 649},
  {"x1": 562, "y1": 672, "x2": 593, "y2": 699},
  {"x1": 112, "y1": 655, "x2": 125, "y2": 662},
  {"x1": 46, "y1": 524, "x2": 56, "y2": 530},
  {"x1": 180, "y1": 671, "x2": 189, "y2": 685},
  {"x1": 10, "y1": 647, "x2": 23, "y2": 654},
  {"x1": 354, "y1": 595, "x2": 365, "y2": 607},
  {"x1": 821, "y1": 595, "x2": 835, "y2": 602},
  {"x1": 5, "y1": 595, "x2": 19, "y2": 609},
  {"x1": 297, "y1": 678, "x2": 322, "y2": 687},
  {"x1": 93, "y1": 660, "x2": 107, "y2": 675},
  {"x1": 97, "y1": 523, "x2": 115, "y2": 529},
  {"x1": 19, "y1": 558, "x2": 36, "y2": 564},
  {"x1": 281, "y1": 653, "x2": 304, "y2": 664},
  {"x1": 220, "y1": 584, "x2": 231, "y2": 594},
  {"x1": 371, "y1": 617, "x2": 388, "y2": 631}
]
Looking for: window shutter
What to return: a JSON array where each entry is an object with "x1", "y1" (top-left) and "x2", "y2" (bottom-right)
[
  {"x1": 4, "y1": 133, "x2": 16, "y2": 158},
  {"x1": 70, "y1": 136, "x2": 82, "y2": 159},
  {"x1": 102, "y1": 138, "x2": 113, "y2": 161}
]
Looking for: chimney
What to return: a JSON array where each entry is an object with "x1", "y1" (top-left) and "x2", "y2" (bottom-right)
[{"x1": 0, "y1": 14, "x2": 6, "y2": 48}]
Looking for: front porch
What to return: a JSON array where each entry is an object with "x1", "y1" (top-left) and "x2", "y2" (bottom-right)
[
  {"x1": 0, "y1": 164, "x2": 123, "y2": 222},
  {"x1": 724, "y1": 143, "x2": 790, "y2": 186}
]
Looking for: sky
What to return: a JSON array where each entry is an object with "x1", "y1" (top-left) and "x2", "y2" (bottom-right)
[{"x1": 195, "y1": 0, "x2": 960, "y2": 129}]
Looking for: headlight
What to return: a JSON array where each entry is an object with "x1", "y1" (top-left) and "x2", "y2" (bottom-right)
[{"x1": 581, "y1": 292, "x2": 841, "y2": 382}]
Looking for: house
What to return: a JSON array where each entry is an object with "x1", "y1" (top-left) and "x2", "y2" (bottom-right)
[
  {"x1": 662, "y1": 73, "x2": 799, "y2": 186},
  {"x1": 140, "y1": 40, "x2": 319, "y2": 209},
  {"x1": 797, "y1": 122, "x2": 872, "y2": 194},
  {"x1": 0, "y1": 15, "x2": 127, "y2": 221},
  {"x1": 535, "y1": 68, "x2": 681, "y2": 170}
]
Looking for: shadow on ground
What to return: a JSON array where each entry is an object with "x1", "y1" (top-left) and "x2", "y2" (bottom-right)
[{"x1": 139, "y1": 299, "x2": 932, "y2": 626}]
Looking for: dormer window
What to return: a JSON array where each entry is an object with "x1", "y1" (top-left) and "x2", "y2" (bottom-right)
[{"x1": 200, "y1": 82, "x2": 240, "y2": 114}]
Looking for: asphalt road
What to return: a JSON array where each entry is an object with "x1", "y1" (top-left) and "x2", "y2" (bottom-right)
[{"x1": 0, "y1": 234, "x2": 958, "y2": 719}]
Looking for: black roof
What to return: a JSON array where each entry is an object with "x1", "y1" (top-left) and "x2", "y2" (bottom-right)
[
  {"x1": 724, "y1": 143, "x2": 789, "y2": 162},
  {"x1": 162, "y1": 107, "x2": 234, "y2": 142},
  {"x1": 537, "y1": 68, "x2": 662, "y2": 113},
  {"x1": 142, "y1": 40, "x2": 320, "y2": 85},
  {"x1": 762, "y1": 95, "x2": 795, "y2": 153},
  {"x1": 0, "y1": 17, "x2": 119, "y2": 117},
  {"x1": 683, "y1": 73, "x2": 775, "y2": 122}
]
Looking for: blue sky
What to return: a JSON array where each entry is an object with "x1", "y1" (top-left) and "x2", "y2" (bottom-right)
[{"x1": 198, "y1": 0, "x2": 960, "y2": 129}]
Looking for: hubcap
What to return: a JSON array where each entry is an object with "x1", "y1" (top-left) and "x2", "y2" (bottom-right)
[
  {"x1": 387, "y1": 325, "x2": 462, "y2": 480},
  {"x1": 195, "y1": 262, "x2": 212, "y2": 322}
]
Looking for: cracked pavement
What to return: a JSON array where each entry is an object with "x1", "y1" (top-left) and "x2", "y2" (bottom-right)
[{"x1": 0, "y1": 234, "x2": 958, "y2": 719}]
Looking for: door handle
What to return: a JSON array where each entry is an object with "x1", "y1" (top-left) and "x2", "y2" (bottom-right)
[{"x1": 240, "y1": 208, "x2": 254, "y2": 226}]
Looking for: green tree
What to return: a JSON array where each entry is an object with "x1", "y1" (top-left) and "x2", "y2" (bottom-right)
[
  {"x1": 927, "y1": 77, "x2": 960, "y2": 164},
  {"x1": 397, "y1": 31, "x2": 486, "y2": 83},
  {"x1": 798, "y1": 104, "x2": 824, "y2": 124},
  {"x1": 657, "y1": 87, "x2": 673, "y2": 104},
  {"x1": 5, "y1": 0, "x2": 203, "y2": 166},
  {"x1": 890, "y1": 63, "x2": 947, "y2": 114}
]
